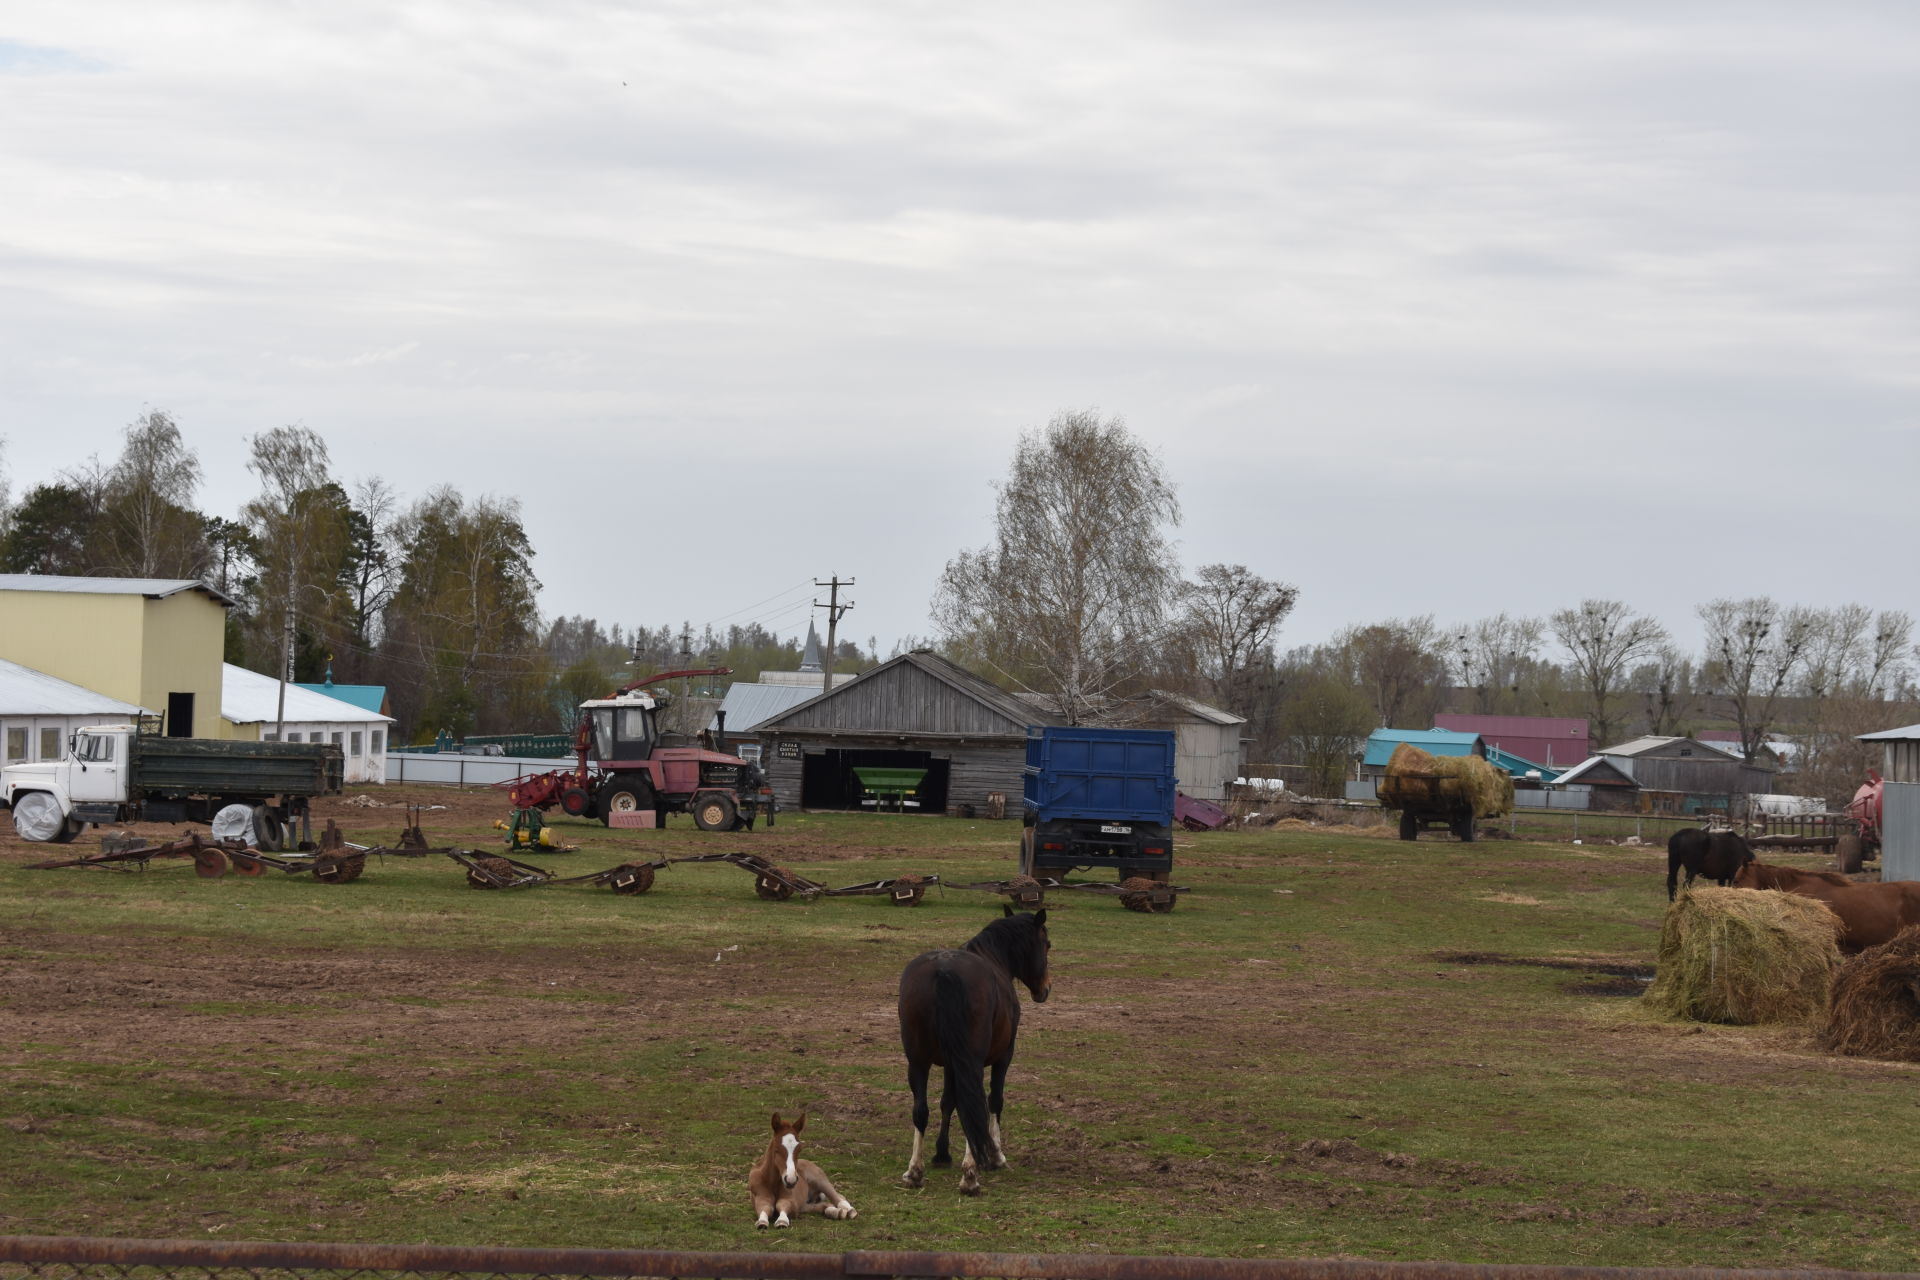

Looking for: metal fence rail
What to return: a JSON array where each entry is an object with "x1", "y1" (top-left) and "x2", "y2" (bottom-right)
[{"x1": 1, "y1": 1237, "x2": 1915, "y2": 1280}]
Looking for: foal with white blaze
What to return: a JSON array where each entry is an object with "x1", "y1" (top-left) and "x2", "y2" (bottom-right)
[{"x1": 748, "y1": 1111, "x2": 857, "y2": 1229}]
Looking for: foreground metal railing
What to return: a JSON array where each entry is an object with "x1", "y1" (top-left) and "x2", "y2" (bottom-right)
[{"x1": 0, "y1": 1237, "x2": 1914, "y2": 1280}]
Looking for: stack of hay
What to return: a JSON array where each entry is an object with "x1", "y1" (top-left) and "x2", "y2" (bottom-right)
[
  {"x1": 1642, "y1": 887, "x2": 1842, "y2": 1024},
  {"x1": 1823, "y1": 927, "x2": 1920, "y2": 1061},
  {"x1": 1378, "y1": 743, "x2": 1515, "y2": 818}
]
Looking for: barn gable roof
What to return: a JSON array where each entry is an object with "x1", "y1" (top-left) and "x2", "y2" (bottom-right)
[
  {"x1": 753, "y1": 650, "x2": 1060, "y2": 738},
  {"x1": 0, "y1": 657, "x2": 150, "y2": 717},
  {"x1": 0, "y1": 574, "x2": 236, "y2": 608}
]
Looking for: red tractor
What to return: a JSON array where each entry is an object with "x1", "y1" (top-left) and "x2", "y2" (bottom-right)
[{"x1": 504, "y1": 668, "x2": 776, "y2": 831}]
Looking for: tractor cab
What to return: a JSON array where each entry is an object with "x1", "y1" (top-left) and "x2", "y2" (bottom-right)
[{"x1": 580, "y1": 691, "x2": 659, "y2": 766}]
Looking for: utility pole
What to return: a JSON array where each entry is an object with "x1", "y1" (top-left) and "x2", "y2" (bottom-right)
[
  {"x1": 813, "y1": 577, "x2": 855, "y2": 695},
  {"x1": 678, "y1": 624, "x2": 694, "y2": 725}
]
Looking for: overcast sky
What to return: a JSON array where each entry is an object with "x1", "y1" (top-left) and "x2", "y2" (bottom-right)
[{"x1": 3, "y1": 3, "x2": 1915, "y2": 660}]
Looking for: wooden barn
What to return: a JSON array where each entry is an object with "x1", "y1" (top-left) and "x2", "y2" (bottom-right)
[{"x1": 752, "y1": 650, "x2": 1061, "y2": 817}]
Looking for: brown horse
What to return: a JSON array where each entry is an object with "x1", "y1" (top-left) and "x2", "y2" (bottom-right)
[
  {"x1": 748, "y1": 1111, "x2": 856, "y2": 1229},
  {"x1": 1733, "y1": 862, "x2": 1920, "y2": 952},
  {"x1": 898, "y1": 907, "x2": 1050, "y2": 1195}
]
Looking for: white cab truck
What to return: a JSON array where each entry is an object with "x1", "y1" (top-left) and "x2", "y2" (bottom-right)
[{"x1": 1, "y1": 724, "x2": 344, "y2": 847}]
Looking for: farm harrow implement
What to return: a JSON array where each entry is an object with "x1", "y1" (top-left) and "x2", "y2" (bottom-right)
[
  {"x1": 447, "y1": 848, "x2": 940, "y2": 904},
  {"x1": 947, "y1": 873, "x2": 1186, "y2": 913},
  {"x1": 26, "y1": 822, "x2": 374, "y2": 884}
]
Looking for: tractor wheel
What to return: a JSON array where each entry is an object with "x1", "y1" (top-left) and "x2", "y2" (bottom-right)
[
  {"x1": 599, "y1": 776, "x2": 654, "y2": 826},
  {"x1": 609, "y1": 863, "x2": 656, "y2": 895},
  {"x1": 559, "y1": 786, "x2": 595, "y2": 818},
  {"x1": 1398, "y1": 811, "x2": 1419, "y2": 841},
  {"x1": 692, "y1": 793, "x2": 738, "y2": 832}
]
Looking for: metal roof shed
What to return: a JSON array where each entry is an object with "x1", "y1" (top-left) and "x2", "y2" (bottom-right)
[
  {"x1": 0, "y1": 658, "x2": 149, "y2": 766},
  {"x1": 1859, "y1": 723, "x2": 1920, "y2": 882}
]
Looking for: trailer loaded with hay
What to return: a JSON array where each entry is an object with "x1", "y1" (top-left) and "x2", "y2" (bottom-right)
[{"x1": 1377, "y1": 742, "x2": 1514, "y2": 842}]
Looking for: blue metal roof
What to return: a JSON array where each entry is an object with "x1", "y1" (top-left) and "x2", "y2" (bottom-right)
[
  {"x1": 1484, "y1": 744, "x2": 1563, "y2": 781},
  {"x1": 293, "y1": 682, "x2": 388, "y2": 714},
  {"x1": 1362, "y1": 728, "x2": 1484, "y2": 768}
]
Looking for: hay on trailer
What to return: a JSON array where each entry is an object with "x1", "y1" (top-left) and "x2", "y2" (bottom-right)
[
  {"x1": 1641, "y1": 887, "x2": 1842, "y2": 1025},
  {"x1": 1377, "y1": 744, "x2": 1515, "y2": 818},
  {"x1": 1822, "y1": 926, "x2": 1920, "y2": 1061}
]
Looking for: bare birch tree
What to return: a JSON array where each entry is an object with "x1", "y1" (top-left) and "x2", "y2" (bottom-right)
[
  {"x1": 932, "y1": 409, "x2": 1180, "y2": 725},
  {"x1": 103, "y1": 410, "x2": 206, "y2": 578},
  {"x1": 1448, "y1": 613, "x2": 1546, "y2": 714},
  {"x1": 1331, "y1": 616, "x2": 1447, "y2": 729},
  {"x1": 1697, "y1": 596, "x2": 1817, "y2": 760},
  {"x1": 244, "y1": 427, "x2": 346, "y2": 736},
  {"x1": 1176, "y1": 563, "x2": 1297, "y2": 714},
  {"x1": 1549, "y1": 599, "x2": 1667, "y2": 748}
]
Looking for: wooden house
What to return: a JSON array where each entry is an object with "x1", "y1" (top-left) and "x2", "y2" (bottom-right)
[{"x1": 751, "y1": 650, "x2": 1062, "y2": 816}]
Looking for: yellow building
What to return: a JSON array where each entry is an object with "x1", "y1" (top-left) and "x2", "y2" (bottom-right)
[{"x1": 0, "y1": 576, "x2": 233, "y2": 739}]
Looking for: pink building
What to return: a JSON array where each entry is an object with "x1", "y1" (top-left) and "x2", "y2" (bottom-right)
[{"x1": 1433, "y1": 715, "x2": 1590, "y2": 771}]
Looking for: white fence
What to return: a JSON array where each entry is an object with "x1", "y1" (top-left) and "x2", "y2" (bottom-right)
[{"x1": 384, "y1": 752, "x2": 564, "y2": 788}]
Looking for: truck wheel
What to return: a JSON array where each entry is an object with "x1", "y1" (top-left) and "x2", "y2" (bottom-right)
[
  {"x1": 692, "y1": 793, "x2": 738, "y2": 832},
  {"x1": 599, "y1": 776, "x2": 654, "y2": 826},
  {"x1": 1456, "y1": 820, "x2": 1478, "y2": 843},
  {"x1": 11, "y1": 791, "x2": 72, "y2": 843},
  {"x1": 1398, "y1": 812, "x2": 1418, "y2": 841}
]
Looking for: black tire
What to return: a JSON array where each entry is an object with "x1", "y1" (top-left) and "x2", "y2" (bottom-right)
[
  {"x1": 559, "y1": 787, "x2": 595, "y2": 818},
  {"x1": 252, "y1": 806, "x2": 285, "y2": 852},
  {"x1": 599, "y1": 775, "x2": 654, "y2": 826},
  {"x1": 1455, "y1": 819, "x2": 1478, "y2": 843},
  {"x1": 1398, "y1": 811, "x2": 1418, "y2": 841},
  {"x1": 50, "y1": 816, "x2": 81, "y2": 845},
  {"x1": 692, "y1": 792, "x2": 738, "y2": 832}
]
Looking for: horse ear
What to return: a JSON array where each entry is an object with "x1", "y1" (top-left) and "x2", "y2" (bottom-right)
[
  {"x1": 770, "y1": 1111, "x2": 784, "y2": 1131},
  {"x1": 793, "y1": 1110, "x2": 806, "y2": 1132},
  {"x1": 1034, "y1": 908, "x2": 1047, "y2": 926},
  {"x1": 1003, "y1": 904, "x2": 1014, "y2": 917}
]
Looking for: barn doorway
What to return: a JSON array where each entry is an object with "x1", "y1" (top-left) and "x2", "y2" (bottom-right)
[{"x1": 800, "y1": 748, "x2": 950, "y2": 814}]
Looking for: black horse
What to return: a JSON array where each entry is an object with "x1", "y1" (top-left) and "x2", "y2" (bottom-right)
[
  {"x1": 1666, "y1": 827, "x2": 1755, "y2": 900},
  {"x1": 897, "y1": 907, "x2": 1050, "y2": 1195}
]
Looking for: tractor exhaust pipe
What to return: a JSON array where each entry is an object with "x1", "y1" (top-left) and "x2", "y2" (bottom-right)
[{"x1": 715, "y1": 710, "x2": 728, "y2": 756}]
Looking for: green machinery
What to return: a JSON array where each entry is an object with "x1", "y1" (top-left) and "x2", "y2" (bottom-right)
[{"x1": 852, "y1": 766, "x2": 929, "y2": 812}]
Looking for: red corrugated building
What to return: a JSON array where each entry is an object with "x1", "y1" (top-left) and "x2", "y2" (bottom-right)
[{"x1": 1433, "y1": 715, "x2": 1590, "y2": 771}]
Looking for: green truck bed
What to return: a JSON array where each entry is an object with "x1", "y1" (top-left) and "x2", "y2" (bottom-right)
[{"x1": 129, "y1": 736, "x2": 345, "y2": 800}]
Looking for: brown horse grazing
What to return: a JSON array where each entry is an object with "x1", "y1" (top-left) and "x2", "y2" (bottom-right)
[
  {"x1": 1734, "y1": 862, "x2": 1920, "y2": 952},
  {"x1": 748, "y1": 1111, "x2": 856, "y2": 1229},
  {"x1": 898, "y1": 907, "x2": 1050, "y2": 1195},
  {"x1": 1667, "y1": 827, "x2": 1755, "y2": 900}
]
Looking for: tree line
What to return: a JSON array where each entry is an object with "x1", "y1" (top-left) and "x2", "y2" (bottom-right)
[
  {"x1": 931, "y1": 409, "x2": 1919, "y2": 804},
  {"x1": 0, "y1": 415, "x2": 860, "y2": 742}
]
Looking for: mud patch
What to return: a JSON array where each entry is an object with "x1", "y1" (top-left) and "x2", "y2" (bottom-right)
[{"x1": 1435, "y1": 950, "x2": 1654, "y2": 980}]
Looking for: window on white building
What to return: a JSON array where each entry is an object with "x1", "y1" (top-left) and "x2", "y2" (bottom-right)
[
  {"x1": 286, "y1": 732, "x2": 301, "y2": 743},
  {"x1": 4, "y1": 728, "x2": 25, "y2": 763},
  {"x1": 350, "y1": 731, "x2": 363, "y2": 757},
  {"x1": 264, "y1": 732, "x2": 279, "y2": 742},
  {"x1": 331, "y1": 731, "x2": 343, "y2": 746},
  {"x1": 372, "y1": 729, "x2": 385, "y2": 754},
  {"x1": 40, "y1": 728, "x2": 61, "y2": 760}
]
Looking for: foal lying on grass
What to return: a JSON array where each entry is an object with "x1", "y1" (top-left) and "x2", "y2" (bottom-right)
[{"x1": 749, "y1": 1111, "x2": 857, "y2": 1229}]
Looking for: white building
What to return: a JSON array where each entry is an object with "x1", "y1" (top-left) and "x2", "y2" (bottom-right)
[
  {"x1": 0, "y1": 657, "x2": 151, "y2": 766},
  {"x1": 220, "y1": 664, "x2": 394, "y2": 785}
]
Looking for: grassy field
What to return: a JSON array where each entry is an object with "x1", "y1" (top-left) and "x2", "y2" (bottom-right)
[{"x1": 1, "y1": 789, "x2": 1914, "y2": 1268}]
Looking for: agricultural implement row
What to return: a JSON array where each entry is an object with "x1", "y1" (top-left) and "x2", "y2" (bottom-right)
[{"x1": 26, "y1": 825, "x2": 371, "y2": 884}]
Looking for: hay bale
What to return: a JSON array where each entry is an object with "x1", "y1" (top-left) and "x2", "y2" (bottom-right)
[
  {"x1": 1641, "y1": 887, "x2": 1842, "y2": 1025},
  {"x1": 1377, "y1": 743, "x2": 1514, "y2": 818},
  {"x1": 1822, "y1": 926, "x2": 1920, "y2": 1061}
]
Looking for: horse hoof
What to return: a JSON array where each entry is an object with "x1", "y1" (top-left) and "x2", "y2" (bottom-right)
[
  {"x1": 902, "y1": 1169, "x2": 924, "y2": 1189},
  {"x1": 959, "y1": 1179, "x2": 981, "y2": 1196}
]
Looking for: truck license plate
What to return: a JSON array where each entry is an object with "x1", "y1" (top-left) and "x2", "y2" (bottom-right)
[{"x1": 1100, "y1": 824, "x2": 1132, "y2": 834}]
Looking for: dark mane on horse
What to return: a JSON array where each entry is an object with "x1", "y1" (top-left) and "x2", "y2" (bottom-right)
[{"x1": 964, "y1": 912, "x2": 1046, "y2": 975}]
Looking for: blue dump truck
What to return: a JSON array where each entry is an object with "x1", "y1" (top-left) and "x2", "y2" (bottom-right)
[{"x1": 1020, "y1": 726, "x2": 1177, "y2": 884}]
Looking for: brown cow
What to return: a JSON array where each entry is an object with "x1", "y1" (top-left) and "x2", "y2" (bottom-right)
[{"x1": 1733, "y1": 862, "x2": 1920, "y2": 952}]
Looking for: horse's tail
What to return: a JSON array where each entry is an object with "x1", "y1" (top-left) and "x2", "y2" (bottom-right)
[
  {"x1": 1666, "y1": 845, "x2": 1681, "y2": 901},
  {"x1": 933, "y1": 966, "x2": 995, "y2": 1166}
]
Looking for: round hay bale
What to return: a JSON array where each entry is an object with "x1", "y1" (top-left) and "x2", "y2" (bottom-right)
[
  {"x1": 1118, "y1": 877, "x2": 1159, "y2": 913},
  {"x1": 1642, "y1": 887, "x2": 1842, "y2": 1025},
  {"x1": 1822, "y1": 926, "x2": 1920, "y2": 1061},
  {"x1": 1007, "y1": 874, "x2": 1045, "y2": 909}
]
